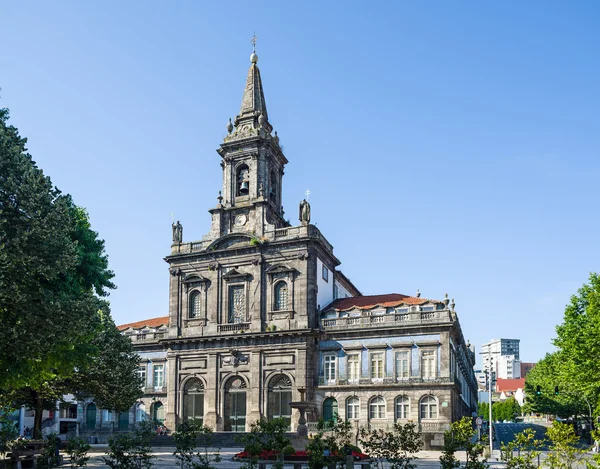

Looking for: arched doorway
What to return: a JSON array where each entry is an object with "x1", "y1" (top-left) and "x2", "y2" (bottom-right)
[
  {"x1": 152, "y1": 402, "x2": 165, "y2": 424},
  {"x1": 224, "y1": 376, "x2": 247, "y2": 432},
  {"x1": 183, "y1": 378, "x2": 204, "y2": 425},
  {"x1": 267, "y1": 375, "x2": 292, "y2": 429},
  {"x1": 322, "y1": 397, "x2": 338, "y2": 424},
  {"x1": 86, "y1": 404, "x2": 97, "y2": 430}
]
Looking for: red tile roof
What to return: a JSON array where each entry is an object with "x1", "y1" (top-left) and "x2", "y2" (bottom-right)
[
  {"x1": 118, "y1": 316, "x2": 169, "y2": 331},
  {"x1": 495, "y1": 378, "x2": 526, "y2": 392},
  {"x1": 325, "y1": 293, "x2": 437, "y2": 312}
]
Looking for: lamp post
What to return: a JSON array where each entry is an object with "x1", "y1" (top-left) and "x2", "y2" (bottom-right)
[{"x1": 487, "y1": 352, "x2": 494, "y2": 458}]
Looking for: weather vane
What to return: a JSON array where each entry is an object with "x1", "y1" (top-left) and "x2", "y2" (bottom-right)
[{"x1": 251, "y1": 32, "x2": 258, "y2": 52}]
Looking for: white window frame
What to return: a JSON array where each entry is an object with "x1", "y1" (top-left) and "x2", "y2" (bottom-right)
[
  {"x1": 323, "y1": 354, "x2": 337, "y2": 384},
  {"x1": 370, "y1": 352, "x2": 384, "y2": 380},
  {"x1": 395, "y1": 396, "x2": 410, "y2": 420},
  {"x1": 369, "y1": 396, "x2": 386, "y2": 419},
  {"x1": 419, "y1": 395, "x2": 438, "y2": 419},
  {"x1": 395, "y1": 351, "x2": 410, "y2": 380},
  {"x1": 347, "y1": 354, "x2": 360, "y2": 383},
  {"x1": 346, "y1": 397, "x2": 360, "y2": 420},
  {"x1": 421, "y1": 349, "x2": 436, "y2": 379},
  {"x1": 153, "y1": 364, "x2": 165, "y2": 389},
  {"x1": 137, "y1": 366, "x2": 147, "y2": 389},
  {"x1": 322, "y1": 265, "x2": 329, "y2": 282}
]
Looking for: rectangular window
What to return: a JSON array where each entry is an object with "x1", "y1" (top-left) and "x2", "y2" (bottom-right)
[
  {"x1": 228, "y1": 285, "x2": 245, "y2": 323},
  {"x1": 323, "y1": 355, "x2": 336, "y2": 383},
  {"x1": 370, "y1": 352, "x2": 384, "y2": 379},
  {"x1": 153, "y1": 364, "x2": 164, "y2": 388},
  {"x1": 347, "y1": 354, "x2": 360, "y2": 382},
  {"x1": 322, "y1": 265, "x2": 329, "y2": 282},
  {"x1": 137, "y1": 366, "x2": 147, "y2": 388},
  {"x1": 395, "y1": 351, "x2": 409, "y2": 380},
  {"x1": 421, "y1": 350, "x2": 436, "y2": 379},
  {"x1": 101, "y1": 410, "x2": 112, "y2": 423}
]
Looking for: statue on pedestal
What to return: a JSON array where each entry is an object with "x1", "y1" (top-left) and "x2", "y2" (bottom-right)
[
  {"x1": 172, "y1": 220, "x2": 183, "y2": 243},
  {"x1": 299, "y1": 199, "x2": 311, "y2": 225}
]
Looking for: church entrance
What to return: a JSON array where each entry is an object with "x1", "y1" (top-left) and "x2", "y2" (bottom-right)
[
  {"x1": 267, "y1": 374, "x2": 292, "y2": 429},
  {"x1": 224, "y1": 376, "x2": 246, "y2": 432},
  {"x1": 183, "y1": 378, "x2": 204, "y2": 425}
]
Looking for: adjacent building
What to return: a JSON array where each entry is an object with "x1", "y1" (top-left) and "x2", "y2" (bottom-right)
[{"x1": 86, "y1": 50, "x2": 478, "y2": 448}]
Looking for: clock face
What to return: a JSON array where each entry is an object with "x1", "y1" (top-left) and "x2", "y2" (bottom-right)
[{"x1": 235, "y1": 214, "x2": 247, "y2": 227}]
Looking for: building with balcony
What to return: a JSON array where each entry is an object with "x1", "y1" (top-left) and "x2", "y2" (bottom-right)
[{"x1": 114, "y1": 50, "x2": 478, "y2": 449}]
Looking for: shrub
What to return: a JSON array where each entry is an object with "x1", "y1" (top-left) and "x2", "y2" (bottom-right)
[{"x1": 66, "y1": 437, "x2": 91, "y2": 469}]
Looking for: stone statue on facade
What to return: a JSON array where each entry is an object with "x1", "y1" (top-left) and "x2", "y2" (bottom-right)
[
  {"x1": 299, "y1": 199, "x2": 311, "y2": 225},
  {"x1": 172, "y1": 220, "x2": 183, "y2": 243}
]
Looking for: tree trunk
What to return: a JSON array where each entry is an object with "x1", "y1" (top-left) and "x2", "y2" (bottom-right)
[{"x1": 33, "y1": 393, "x2": 43, "y2": 439}]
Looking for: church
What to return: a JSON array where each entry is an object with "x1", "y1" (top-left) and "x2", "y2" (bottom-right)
[{"x1": 116, "y1": 49, "x2": 478, "y2": 449}]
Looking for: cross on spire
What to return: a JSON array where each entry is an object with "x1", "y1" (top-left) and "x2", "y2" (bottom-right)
[
  {"x1": 251, "y1": 32, "x2": 258, "y2": 52},
  {"x1": 305, "y1": 189, "x2": 311, "y2": 200}
]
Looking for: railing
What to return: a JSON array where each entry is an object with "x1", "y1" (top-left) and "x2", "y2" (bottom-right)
[
  {"x1": 218, "y1": 322, "x2": 251, "y2": 333},
  {"x1": 322, "y1": 310, "x2": 452, "y2": 330},
  {"x1": 307, "y1": 420, "x2": 449, "y2": 434},
  {"x1": 130, "y1": 332, "x2": 166, "y2": 341},
  {"x1": 144, "y1": 386, "x2": 167, "y2": 394},
  {"x1": 317, "y1": 376, "x2": 455, "y2": 386}
]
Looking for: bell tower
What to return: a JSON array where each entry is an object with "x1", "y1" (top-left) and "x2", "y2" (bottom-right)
[{"x1": 206, "y1": 50, "x2": 288, "y2": 240}]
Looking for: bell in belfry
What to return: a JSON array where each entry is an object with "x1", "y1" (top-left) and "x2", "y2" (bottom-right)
[{"x1": 240, "y1": 180, "x2": 249, "y2": 194}]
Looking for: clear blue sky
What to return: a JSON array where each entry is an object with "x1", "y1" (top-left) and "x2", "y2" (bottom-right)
[{"x1": 2, "y1": 1, "x2": 599, "y2": 364}]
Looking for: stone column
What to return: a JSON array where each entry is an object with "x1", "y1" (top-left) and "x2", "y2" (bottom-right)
[
  {"x1": 204, "y1": 354, "x2": 219, "y2": 430},
  {"x1": 247, "y1": 352, "x2": 262, "y2": 427},
  {"x1": 165, "y1": 353, "x2": 178, "y2": 430}
]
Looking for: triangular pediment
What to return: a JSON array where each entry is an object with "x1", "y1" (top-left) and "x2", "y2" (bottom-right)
[
  {"x1": 265, "y1": 264, "x2": 297, "y2": 275},
  {"x1": 182, "y1": 274, "x2": 209, "y2": 284},
  {"x1": 222, "y1": 268, "x2": 251, "y2": 281}
]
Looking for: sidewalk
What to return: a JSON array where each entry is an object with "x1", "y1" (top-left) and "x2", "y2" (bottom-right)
[{"x1": 84, "y1": 447, "x2": 508, "y2": 469}]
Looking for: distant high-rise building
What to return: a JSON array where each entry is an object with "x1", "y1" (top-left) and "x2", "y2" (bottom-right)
[{"x1": 480, "y1": 338, "x2": 521, "y2": 379}]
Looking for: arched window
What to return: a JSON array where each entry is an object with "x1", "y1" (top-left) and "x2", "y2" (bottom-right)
[
  {"x1": 419, "y1": 395, "x2": 438, "y2": 419},
  {"x1": 136, "y1": 403, "x2": 146, "y2": 423},
  {"x1": 369, "y1": 396, "x2": 386, "y2": 419},
  {"x1": 269, "y1": 170, "x2": 277, "y2": 202},
  {"x1": 237, "y1": 165, "x2": 250, "y2": 196},
  {"x1": 183, "y1": 378, "x2": 204, "y2": 425},
  {"x1": 267, "y1": 375, "x2": 292, "y2": 428},
  {"x1": 274, "y1": 282, "x2": 288, "y2": 311},
  {"x1": 86, "y1": 404, "x2": 97, "y2": 430},
  {"x1": 189, "y1": 290, "x2": 202, "y2": 319},
  {"x1": 395, "y1": 396, "x2": 409, "y2": 420},
  {"x1": 346, "y1": 397, "x2": 359, "y2": 420},
  {"x1": 322, "y1": 397, "x2": 338, "y2": 424},
  {"x1": 224, "y1": 376, "x2": 247, "y2": 432}
]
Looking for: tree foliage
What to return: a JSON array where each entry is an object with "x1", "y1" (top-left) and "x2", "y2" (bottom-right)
[
  {"x1": 359, "y1": 421, "x2": 422, "y2": 469},
  {"x1": 440, "y1": 417, "x2": 488, "y2": 469},
  {"x1": 172, "y1": 420, "x2": 221, "y2": 469},
  {"x1": 525, "y1": 274, "x2": 600, "y2": 420},
  {"x1": 0, "y1": 107, "x2": 138, "y2": 432},
  {"x1": 500, "y1": 428, "x2": 544, "y2": 469}
]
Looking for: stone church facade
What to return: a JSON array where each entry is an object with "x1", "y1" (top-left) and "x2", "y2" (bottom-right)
[{"x1": 117, "y1": 51, "x2": 477, "y2": 449}]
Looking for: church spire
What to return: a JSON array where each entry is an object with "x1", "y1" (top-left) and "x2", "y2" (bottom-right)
[{"x1": 239, "y1": 52, "x2": 268, "y2": 121}]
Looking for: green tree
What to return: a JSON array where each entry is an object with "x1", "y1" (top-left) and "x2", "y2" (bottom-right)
[
  {"x1": 0, "y1": 107, "x2": 138, "y2": 436},
  {"x1": 525, "y1": 274, "x2": 600, "y2": 422},
  {"x1": 359, "y1": 421, "x2": 423, "y2": 469},
  {"x1": 501, "y1": 428, "x2": 544, "y2": 469},
  {"x1": 543, "y1": 421, "x2": 583, "y2": 469},
  {"x1": 173, "y1": 420, "x2": 221, "y2": 469},
  {"x1": 440, "y1": 417, "x2": 488, "y2": 469},
  {"x1": 103, "y1": 420, "x2": 155, "y2": 469}
]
